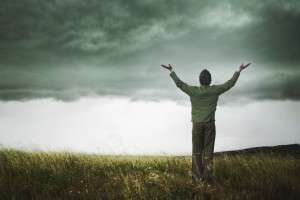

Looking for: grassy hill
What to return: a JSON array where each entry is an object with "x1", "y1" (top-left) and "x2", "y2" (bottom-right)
[{"x1": 0, "y1": 144, "x2": 299, "y2": 200}]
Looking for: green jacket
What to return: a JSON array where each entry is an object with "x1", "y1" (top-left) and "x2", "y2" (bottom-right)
[{"x1": 170, "y1": 70, "x2": 240, "y2": 122}]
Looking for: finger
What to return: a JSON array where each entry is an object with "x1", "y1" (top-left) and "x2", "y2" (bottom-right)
[
  {"x1": 161, "y1": 65, "x2": 171, "y2": 70},
  {"x1": 245, "y1": 63, "x2": 251, "y2": 68}
]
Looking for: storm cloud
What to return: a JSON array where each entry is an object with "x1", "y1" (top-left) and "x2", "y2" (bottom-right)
[{"x1": 1, "y1": 0, "x2": 300, "y2": 101}]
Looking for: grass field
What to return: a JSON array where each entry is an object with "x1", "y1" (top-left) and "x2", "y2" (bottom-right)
[{"x1": 0, "y1": 149, "x2": 299, "y2": 200}]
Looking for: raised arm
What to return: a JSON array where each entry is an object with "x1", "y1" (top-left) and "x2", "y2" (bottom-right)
[
  {"x1": 161, "y1": 64, "x2": 195, "y2": 96},
  {"x1": 215, "y1": 63, "x2": 251, "y2": 95}
]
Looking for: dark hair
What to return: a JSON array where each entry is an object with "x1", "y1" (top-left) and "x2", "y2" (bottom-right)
[{"x1": 199, "y1": 69, "x2": 211, "y2": 86}]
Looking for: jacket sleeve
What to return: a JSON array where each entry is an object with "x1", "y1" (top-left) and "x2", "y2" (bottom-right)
[
  {"x1": 214, "y1": 71, "x2": 240, "y2": 95},
  {"x1": 170, "y1": 71, "x2": 194, "y2": 96}
]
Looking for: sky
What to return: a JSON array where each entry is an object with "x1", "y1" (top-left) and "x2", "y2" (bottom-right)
[{"x1": 0, "y1": 0, "x2": 299, "y2": 155}]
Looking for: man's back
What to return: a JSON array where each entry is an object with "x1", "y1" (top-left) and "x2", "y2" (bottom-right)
[
  {"x1": 169, "y1": 70, "x2": 240, "y2": 122},
  {"x1": 188, "y1": 85, "x2": 220, "y2": 122}
]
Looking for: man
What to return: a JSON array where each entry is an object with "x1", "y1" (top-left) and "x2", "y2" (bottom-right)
[{"x1": 161, "y1": 63, "x2": 251, "y2": 184}]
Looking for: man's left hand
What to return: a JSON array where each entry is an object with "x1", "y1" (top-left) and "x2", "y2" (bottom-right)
[{"x1": 161, "y1": 64, "x2": 173, "y2": 71}]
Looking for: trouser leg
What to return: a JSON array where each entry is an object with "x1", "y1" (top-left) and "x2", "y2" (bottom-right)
[
  {"x1": 202, "y1": 122, "x2": 216, "y2": 181},
  {"x1": 192, "y1": 122, "x2": 205, "y2": 183}
]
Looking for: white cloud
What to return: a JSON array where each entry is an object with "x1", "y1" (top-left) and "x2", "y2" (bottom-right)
[
  {"x1": 197, "y1": 3, "x2": 253, "y2": 28},
  {"x1": 0, "y1": 97, "x2": 299, "y2": 155}
]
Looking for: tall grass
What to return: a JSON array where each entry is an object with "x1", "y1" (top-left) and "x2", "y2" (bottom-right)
[{"x1": 0, "y1": 149, "x2": 299, "y2": 199}]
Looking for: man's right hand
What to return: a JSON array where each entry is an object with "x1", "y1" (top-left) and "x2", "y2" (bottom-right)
[
  {"x1": 161, "y1": 64, "x2": 173, "y2": 71},
  {"x1": 239, "y1": 63, "x2": 251, "y2": 72}
]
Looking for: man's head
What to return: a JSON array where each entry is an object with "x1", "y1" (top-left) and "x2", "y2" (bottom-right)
[{"x1": 199, "y1": 69, "x2": 211, "y2": 86}]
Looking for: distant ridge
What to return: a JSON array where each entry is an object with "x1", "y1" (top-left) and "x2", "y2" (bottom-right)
[{"x1": 215, "y1": 144, "x2": 300, "y2": 157}]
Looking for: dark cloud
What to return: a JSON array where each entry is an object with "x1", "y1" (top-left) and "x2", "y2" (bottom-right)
[
  {"x1": 0, "y1": 0, "x2": 299, "y2": 101},
  {"x1": 0, "y1": 0, "x2": 201, "y2": 60},
  {"x1": 247, "y1": 72, "x2": 300, "y2": 101},
  {"x1": 241, "y1": 0, "x2": 300, "y2": 64}
]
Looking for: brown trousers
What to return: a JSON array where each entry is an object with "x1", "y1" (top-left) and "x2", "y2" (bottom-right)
[{"x1": 192, "y1": 120, "x2": 216, "y2": 183}]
